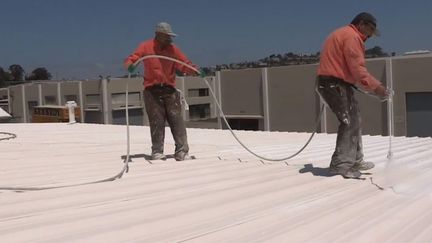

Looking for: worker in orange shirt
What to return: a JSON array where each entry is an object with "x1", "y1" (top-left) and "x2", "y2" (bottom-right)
[
  {"x1": 316, "y1": 12, "x2": 388, "y2": 179},
  {"x1": 124, "y1": 22, "x2": 198, "y2": 161}
]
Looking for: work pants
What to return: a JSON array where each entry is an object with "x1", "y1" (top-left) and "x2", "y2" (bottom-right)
[
  {"x1": 143, "y1": 85, "x2": 189, "y2": 157},
  {"x1": 316, "y1": 76, "x2": 364, "y2": 170}
]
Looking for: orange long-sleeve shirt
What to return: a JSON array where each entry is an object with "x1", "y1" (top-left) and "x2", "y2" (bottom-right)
[
  {"x1": 124, "y1": 39, "x2": 197, "y2": 88},
  {"x1": 317, "y1": 25, "x2": 381, "y2": 92}
]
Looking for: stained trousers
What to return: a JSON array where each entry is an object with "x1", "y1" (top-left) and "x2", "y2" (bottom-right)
[
  {"x1": 316, "y1": 76, "x2": 364, "y2": 170},
  {"x1": 143, "y1": 85, "x2": 189, "y2": 156}
]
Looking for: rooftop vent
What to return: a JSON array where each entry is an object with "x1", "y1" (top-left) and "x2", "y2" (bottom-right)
[{"x1": 403, "y1": 50, "x2": 431, "y2": 55}]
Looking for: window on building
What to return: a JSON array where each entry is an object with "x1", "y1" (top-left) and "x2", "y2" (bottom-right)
[
  {"x1": 406, "y1": 92, "x2": 432, "y2": 137},
  {"x1": 64, "y1": 95, "x2": 77, "y2": 103},
  {"x1": 189, "y1": 103, "x2": 210, "y2": 120},
  {"x1": 188, "y1": 88, "x2": 209, "y2": 97},
  {"x1": 227, "y1": 119, "x2": 259, "y2": 131},
  {"x1": 111, "y1": 92, "x2": 141, "y2": 109},
  {"x1": 85, "y1": 94, "x2": 101, "y2": 110},
  {"x1": 44, "y1": 96, "x2": 57, "y2": 105}
]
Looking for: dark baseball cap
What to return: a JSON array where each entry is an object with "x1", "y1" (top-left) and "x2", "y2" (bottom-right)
[{"x1": 351, "y1": 12, "x2": 380, "y2": 36}]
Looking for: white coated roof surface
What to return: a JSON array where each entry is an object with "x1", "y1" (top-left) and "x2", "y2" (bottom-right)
[{"x1": 1, "y1": 123, "x2": 432, "y2": 243}]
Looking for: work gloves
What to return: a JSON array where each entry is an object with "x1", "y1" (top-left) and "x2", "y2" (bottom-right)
[
  {"x1": 199, "y1": 68, "x2": 206, "y2": 78},
  {"x1": 127, "y1": 64, "x2": 137, "y2": 73}
]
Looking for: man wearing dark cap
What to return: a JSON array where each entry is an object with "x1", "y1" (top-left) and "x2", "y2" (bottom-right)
[
  {"x1": 124, "y1": 22, "x2": 198, "y2": 161},
  {"x1": 316, "y1": 12, "x2": 388, "y2": 179}
]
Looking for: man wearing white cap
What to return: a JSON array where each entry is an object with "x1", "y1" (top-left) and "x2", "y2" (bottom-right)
[{"x1": 124, "y1": 22, "x2": 198, "y2": 161}]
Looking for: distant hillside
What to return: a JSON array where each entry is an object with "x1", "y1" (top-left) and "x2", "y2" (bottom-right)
[{"x1": 200, "y1": 46, "x2": 391, "y2": 76}]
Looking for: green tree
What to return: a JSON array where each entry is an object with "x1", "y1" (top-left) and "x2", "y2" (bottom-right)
[
  {"x1": 365, "y1": 46, "x2": 389, "y2": 58},
  {"x1": 8, "y1": 64, "x2": 25, "y2": 81},
  {"x1": 0, "y1": 67, "x2": 6, "y2": 87},
  {"x1": 26, "y1": 67, "x2": 52, "y2": 81}
]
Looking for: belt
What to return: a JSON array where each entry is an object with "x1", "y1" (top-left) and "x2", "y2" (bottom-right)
[
  {"x1": 318, "y1": 75, "x2": 344, "y2": 82},
  {"x1": 148, "y1": 83, "x2": 172, "y2": 88},
  {"x1": 318, "y1": 75, "x2": 358, "y2": 90}
]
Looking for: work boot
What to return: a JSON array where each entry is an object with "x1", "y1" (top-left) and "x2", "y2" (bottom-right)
[
  {"x1": 353, "y1": 161, "x2": 375, "y2": 171},
  {"x1": 151, "y1": 152, "x2": 167, "y2": 160},
  {"x1": 329, "y1": 166, "x2": 362, "y2": 179},
  {"x1": 174, "y1": 151, "x2": 191, "y2": 161}
]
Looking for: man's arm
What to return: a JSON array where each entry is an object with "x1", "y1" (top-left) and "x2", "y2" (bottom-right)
[
  {"x1": 173, "y1": 46, "x2": 199, "y2": 75},
  {"x1": 124, "y1": 42, "x2": 147, "y2": 71},
  {"x1": 343, "y1": 37, "x2": 388, "y2": 98}
]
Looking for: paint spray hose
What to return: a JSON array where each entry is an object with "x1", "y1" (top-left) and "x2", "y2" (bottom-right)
[
  {"x1": 0, "y1": 79, "x2": 135, "y2": 191},
  {"x1": 0, "y1": 145, "x2": 129, "y2": 191},
  {"x1": 0, "y1": 56, "x2": 188, "y2": 191},
  {"x1": 0, "y1": 55, "x2": 321, "y2": 192},
  {"x1": 0, "y1": 55, "x2": 191, "y2": 191},
  {"x1": 129, "y1": 55, "x2": 324, "y2": 162},
  {"x1": 0, "y1": 148, "x2": 130, "y2": 192},
  {"x1": 0, "y1": 65, "x2": 138, "y2": 191},
  {"x1": 209, "y1": 84, "x2": 324, "y2": 162},
  {"x1": 0, "y1": 132, "x2": 17, "y2": 141}
]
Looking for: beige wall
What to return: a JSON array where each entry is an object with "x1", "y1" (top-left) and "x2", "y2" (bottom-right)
[
  {"x1": 108, "y1": 77, "x2": 143, "y2": 93},
  {"x1": 24, "y1": 84, "x2": 40, "y2": 122},
  {"x1": 41, "y1": 83, "x2": 59, "y2": 105},
  {"x1": 391, "y1": 55, "x2": 432, "y2": 136},
  {"x1": 8, "y1": 86, "x2": 24, "y2": 122},
  {"x1": 80, "y1": 80, "x2": 103, "y2": 124},
  {"x1": 267, "y1": 64, "x2": 319, "y2": 132},
  {"x1": 220, "y1": 69, "x2": 263, "y2": 117},
  {"x1": 81, "y1": 80, "x2": 101, "y2": 94},
  {"x1": 60, "y1": 81, "x2": 80, "y2": 105},
  {"x1": 217, "y1": 55, "x2": 432, "y2": 137}
]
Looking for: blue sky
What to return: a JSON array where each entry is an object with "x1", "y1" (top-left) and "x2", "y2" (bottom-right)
[{"x1": 1, "y1": 0, "x2": 431, "y2": 79}]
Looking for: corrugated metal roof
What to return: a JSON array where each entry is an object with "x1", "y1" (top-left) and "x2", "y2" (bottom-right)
[{"x1": 1, "y1": 123, "x2": 432, "y2": 243}]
